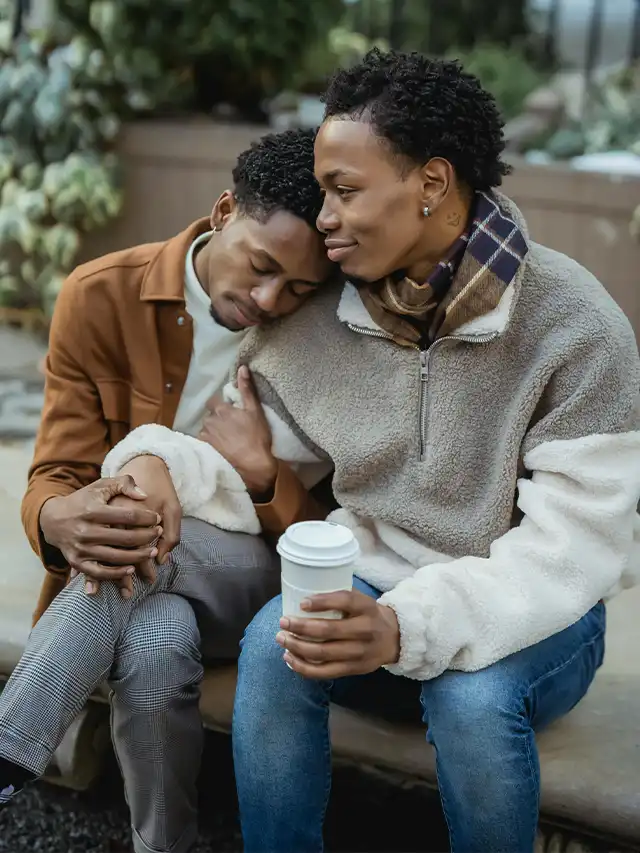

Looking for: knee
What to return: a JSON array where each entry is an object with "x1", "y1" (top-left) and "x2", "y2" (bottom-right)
[
  {"x1": 170, "y1": 518, "x2": 274, "y2": 573},
  {"x1": 236, "y1": 595, "x2": 293, "y2": 711},
  {"x1": 111, "y1": 595, "x2": 203, "y2": 714},
  {"x1": 422, "y1": 665, "x2": 526, "y2": 744},
  {"x1": 239, "y1": 595, "x2": 284, "y2": 671}
]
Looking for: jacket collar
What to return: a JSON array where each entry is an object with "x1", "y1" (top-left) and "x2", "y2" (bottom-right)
[{"x1": 140, "y1": 218, "x2": 212, "y2": 302}]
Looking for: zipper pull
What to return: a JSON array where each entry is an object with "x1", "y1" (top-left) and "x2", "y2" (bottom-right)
[{"x1": 420, "y1": 350, "x2": 428, "y2": 379}]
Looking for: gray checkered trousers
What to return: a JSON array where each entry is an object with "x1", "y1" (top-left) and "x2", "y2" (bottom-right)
[{"x1": 0, "y1": 519, "x2": 279, "y2": 853}]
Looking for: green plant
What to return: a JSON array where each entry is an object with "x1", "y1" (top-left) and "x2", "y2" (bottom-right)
[
  {"x1": 291, "y1": 26, "x2": 389, "y2": 95},
  {"x1": 448, "y1": 43, "x2": 548, "y2": 122},
  {"x1": 543, "y1": 64, "x2": 640, "y2": 160},
  {"x1": 0, "y1": 33, "x2": 123, "y2": 312},
  {"x1": 57, "y1": 0, "x2": 344, "y2": 117},
  {"x1": 344, "y1": 0, "x2": 529, "y2": 55},
  {"x1": 0, "y1": 0, "x2": 344, "y2": 313},
  {"x1": 539, "y1": 64, "x2": 640, "y2": 243}
]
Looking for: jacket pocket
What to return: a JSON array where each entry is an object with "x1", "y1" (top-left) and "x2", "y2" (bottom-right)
[
  {"x1": 130, "y1": 388, "x2": 161, "y2": 429},
  {"x1": 97, "y1": 380, "x2": 131, "y2": 448}
]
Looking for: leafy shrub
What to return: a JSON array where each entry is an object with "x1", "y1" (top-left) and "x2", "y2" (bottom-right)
[{"x1": 448, "y1": 43, "x2": 548, "y2": 122}]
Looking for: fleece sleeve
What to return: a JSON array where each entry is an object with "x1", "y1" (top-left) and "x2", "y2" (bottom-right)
[{"x1": 380, "y1": 326, "x2": 640, "y2": 681}]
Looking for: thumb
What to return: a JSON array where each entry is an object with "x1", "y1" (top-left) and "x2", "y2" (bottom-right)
[
  {"x1": 156, "y1": 503, "x2": 181, "y2": 565},
  {"x1": 237, "y1": 365, "x2": 259, "y2": 412},
  {"x1": 101, "y1": 474, "x2": 147, "y2": 501}
]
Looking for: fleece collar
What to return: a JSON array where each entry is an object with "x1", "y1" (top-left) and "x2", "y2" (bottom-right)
[{"x1": 337, "y1": 191, "x2": 529, "y2": 345}]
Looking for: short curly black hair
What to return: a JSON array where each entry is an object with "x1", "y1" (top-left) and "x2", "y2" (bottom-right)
[
  {"x1": 322, "y1": 48, "x2": 510, "y2": 191},
  {"x1": 232, "y1": 128, "x2": 323, "y2": 230}
]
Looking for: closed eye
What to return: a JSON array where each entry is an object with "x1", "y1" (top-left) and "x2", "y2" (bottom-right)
[
  {"x1": 250, "y1": 261, "x2": 271, "y2": 275},
  {"x1": 288, "y1": 281, "x2": 319, "y2": 296}
]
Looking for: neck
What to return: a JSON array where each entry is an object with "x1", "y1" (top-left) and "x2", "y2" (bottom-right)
[
  {"x1": 193, "y1": 237, "x2": 212, "y2": 296},
  {"x1": 405, "y1": 198, "x2": 472, "y2": 283}
]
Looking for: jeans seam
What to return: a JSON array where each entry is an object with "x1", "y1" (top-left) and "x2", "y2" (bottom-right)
[
  {"x1": 433, "y1": 748, "x2": 458, "y2": 852},
  {"x1": 523, "y1": 726, "x2": 540, "y2": 840},
  {"x1": 317, "y1": 680, "x2": 334, "y2": 850},
  {"x1": 519, "y1": 618, "x2": 605, "y2": 844},
  {"x1": 526, "y1": 622, "x2": 605, "y2": 703},
  {"x1": 423, "y1": 613, "x2": 604, "y2": 853}
]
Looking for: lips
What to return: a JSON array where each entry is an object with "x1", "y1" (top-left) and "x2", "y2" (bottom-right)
[
  {"x1": 325, "y1": 239, "x2": 357, "y2": 264},
  {"x1": 231, "y1": 301, "x2": 261, "y2": 327}
]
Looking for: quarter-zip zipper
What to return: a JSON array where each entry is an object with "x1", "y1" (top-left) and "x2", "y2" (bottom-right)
[
  {"x1": 418, "y1": 332, "x2": 499, "y2": 461},
  {"x1": 345, "y1": 322, "x2": 397, "y2": 343},
  {"x1": 347, "y1": 321, "x2": 498, "y2": 462}
]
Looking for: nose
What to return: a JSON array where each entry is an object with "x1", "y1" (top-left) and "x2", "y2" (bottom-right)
[
  {"x1": 251, "y1": 278, "x2": 282, "y2": 313},
  {"x1": 316, "y1": 196, "x2": 340, "y2": 234}
]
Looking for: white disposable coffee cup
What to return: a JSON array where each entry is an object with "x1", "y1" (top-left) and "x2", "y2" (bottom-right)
[{"x1": 277, "y1": 521, "x2": 360, "y2": 620}]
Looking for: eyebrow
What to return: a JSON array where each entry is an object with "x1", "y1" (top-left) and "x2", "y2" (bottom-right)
[
  {"x1": 254, "y1": 249, "x2": 282, "y2": 271},
  {"x1": 254, "y1": 249, "x2": 323, "y2": 287},
  {"x1": 316, "y1": 169, "x2": 344, "y2": 184}
]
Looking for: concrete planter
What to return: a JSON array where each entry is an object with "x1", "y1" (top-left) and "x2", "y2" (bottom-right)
[
  {"x1": 80, "y1": 119, "x2": 262, "y2": 261},
  {"x1": 504, "y1": 159, "x2": 640, "y2": 337}
]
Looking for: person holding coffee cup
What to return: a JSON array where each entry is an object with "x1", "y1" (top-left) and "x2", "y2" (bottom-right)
[{"x1": 232, "y1": 49, "x2": 640, "y2": 853}]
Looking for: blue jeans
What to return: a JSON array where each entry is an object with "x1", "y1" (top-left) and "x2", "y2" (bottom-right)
[{"x1": 233, "y1": 578, "x2": 606, "y2": 853}]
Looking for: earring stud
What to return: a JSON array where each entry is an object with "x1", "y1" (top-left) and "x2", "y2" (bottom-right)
[{"x1": 423, "y1": 206, "x2": 431, "y2": 218}]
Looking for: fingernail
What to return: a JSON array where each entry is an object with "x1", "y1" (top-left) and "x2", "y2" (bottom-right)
[
  {"x1": 127, "y1": 567, "x2": 135, "y2": 575},
  {"x1": 120, "y1": 588, "x2": 132, "y2": 599},
  {"x1": 155, "y1": 514, "x2": 162, "y2": 524},
  {"x1": 157, "y1": 527, "x2": 163, "y2": 536},
  {"x1": 280, "y1": 617, "x2": 290, "y2": 630},
  {"x1": 283, "y1": 651, "x2": 294, "y2": 666},
  {"x1": 150, "y1": 547, "x2": 158, "y2": 558},
  {"x1": 134, "y1": 486, "x2": 147, "y2": 497},
  {"x1": 275, "y1": 631, "x2": 286, "y2": 646},
  {"x1": 300, "y1": 599, "x2": 312, "y2": 611},
  {"x1": 239, "y1": 365, "x2": 249, "y2": 378},
  {"x1": 86, "y1": 582, "x2": 96, "y2": 594}
]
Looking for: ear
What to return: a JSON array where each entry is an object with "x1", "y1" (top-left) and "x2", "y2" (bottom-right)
[
  {"x1": 210, "y1": 190, "x2": 238, "y2": 231},
  {"x1": 419, "y1": 158, "x2": 454, "y2": 215}
]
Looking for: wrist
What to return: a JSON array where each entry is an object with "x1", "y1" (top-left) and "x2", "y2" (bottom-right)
[
  {"x1": 246, "y1": 456, "x2": 278, "y2": 497},
  {"x1": 379, "y1": 604, "x2": 401, "y2": 665},
  {"x1": 39, "y1": 496, "x2": 64, "y2": 547}
]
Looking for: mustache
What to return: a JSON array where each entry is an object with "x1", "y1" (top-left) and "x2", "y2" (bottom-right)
[{"x1": 209, "y1": 303, "x2": 273, "y2": 328}]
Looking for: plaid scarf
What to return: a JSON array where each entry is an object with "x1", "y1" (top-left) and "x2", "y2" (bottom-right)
[{"x1": 357, "y1": 192, "x2": 529, "y2": 348}]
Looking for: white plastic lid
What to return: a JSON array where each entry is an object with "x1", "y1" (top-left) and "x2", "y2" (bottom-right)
[{"x1": 277, "y1": 521, "x2": 360, "y2": 568}]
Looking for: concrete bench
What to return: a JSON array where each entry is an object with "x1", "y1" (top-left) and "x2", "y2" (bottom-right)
[{"x1": 1, "y1": 445, "x2": 639, "y2": 849}]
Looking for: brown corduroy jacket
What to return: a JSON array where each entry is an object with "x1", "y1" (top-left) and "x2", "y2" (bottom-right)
[{"x1": 24, "y1": 219, "x2": 326, "y2": 624}]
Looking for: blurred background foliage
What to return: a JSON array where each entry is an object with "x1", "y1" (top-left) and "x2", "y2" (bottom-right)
[{"x1": 1, "y1": 0, "x2": 637, "y2": 313}]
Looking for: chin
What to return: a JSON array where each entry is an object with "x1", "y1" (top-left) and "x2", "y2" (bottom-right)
[
  {"x1": 210, "y1": 304, "x2": 242, "y2": 332},
  {"x1": 340, "y1": 261, "x2": 383, "y2": 285},
  {"x1": 337, "y1": 257, "x2": 371, "y2": 279}
]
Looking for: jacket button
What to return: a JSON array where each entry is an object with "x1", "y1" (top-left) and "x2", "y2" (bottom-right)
[
  {"x1": 165, "y1": 382, "x2": 173, "y2": 392},
  {"x1": 177, "y1": 316, "x2": 185, "y2": 326}
]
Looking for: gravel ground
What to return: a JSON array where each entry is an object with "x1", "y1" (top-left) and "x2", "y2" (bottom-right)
[{"x1": 0, "y1": 732, "x2": 450, "y2": 853}]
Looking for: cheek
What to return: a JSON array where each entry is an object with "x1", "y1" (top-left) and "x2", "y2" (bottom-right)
[
  {"x1": 274, "y1": 291, "x2": 308, "y2": 317},
  {"x1": 365, "y1": 215, "x2": 416, "y2": 262},
  {"x1": 345, "y1": 216, "x2": 422, "y2": 280},
  {"x1": 211, "y1": 260, "x2": 252, "y2": 299}
]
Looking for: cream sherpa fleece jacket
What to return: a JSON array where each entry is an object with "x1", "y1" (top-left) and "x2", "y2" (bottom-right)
[
  {"x1": 104, "y1": 195, "x2": 640, "y2": 682},
  {"x1": 102, "y1": 386, "x2": 640, "y2": 682}
]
